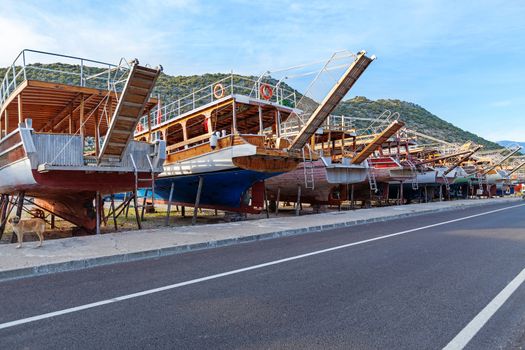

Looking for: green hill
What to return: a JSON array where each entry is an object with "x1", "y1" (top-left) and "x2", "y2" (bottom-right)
[
  {"x1": 335, "y1": 97, "x2": 501, "y2": 149},
  {"x1": 0, "y1": 64, "x2": 500, "y2": 149}
]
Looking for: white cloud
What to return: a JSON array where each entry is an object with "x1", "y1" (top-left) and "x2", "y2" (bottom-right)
[
  {"x1": 0, "y1": 0, "x2": 193, "y2": 67},
  {"x1": 0, "y1": 17, "x2": 56, "y2": 65}
]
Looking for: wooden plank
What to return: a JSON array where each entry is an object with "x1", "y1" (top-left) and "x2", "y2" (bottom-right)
[
  {"x1": 122, "y1": 101, "x2": 145, "y2": 108},
  {"x1": 128, "y1": 77, "x2": 155, "y2": 89},
  {"x1": 126, "y1": 86, "x2": 149, "y2": 95},
  {"x1": 26, "y1": 80, "x2": 109, "y2": 96},
  {"x1": 108, "y1": 141, "x2": 126, "y2": 146},
  {"x1": 134, "y1": 68, "x2": 159, "y2": 77},
  {"x1": 116, "y1": 116, "x2": 138, "y2": 122},
  {"x1": 120, "y1": 105, "x2": 142, "y2": 116},
  {"x1": 112, "y1": 129, "x2": 132, "y2": 135},
  {"x1": 122, "y1": 93, "x2": 150, "y2": 104}
]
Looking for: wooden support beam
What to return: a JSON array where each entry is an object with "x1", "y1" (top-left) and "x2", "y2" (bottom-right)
[
  {"x1": 295, "y1": 184, "x2": 301, "y2": 216},
  {"x1": 350, "y1": 184, "x2": 355, "y2": 209},
  {"x1": 147, "y1": 108, "x2": 152, "y2": 142},
  {"x1": 3, "y1": 110, "x2": 8, "y2": 137},
  {"x1": 0, "y1": 194, "x2": 8, "y2": 239},
  {"x1": 79, "y1": 94, "x2": 85, "y2": 138},
  {"x1": 132, "y1": 190, "x2": 142, "y2": 229},
  {"x1": 68, "y1": 104, "x2": 73, "y2": 133},
  {"x1": 95, "y1": 106, "x2": 100, "y2": 155},
  {"x1": 275, "y1": 110, "x2": 281, "y2": 137},
  {"x1": 11, "y1": 192, "x2": 25, "y2": 243},
  {"x1": 17, "y1": 95, "x2": 23, "y2": 125},
  {"x1": 232, "y1": 100, "x2": 237, "y2": 134},
  {"x1": 275, "y1": 187, "x2": 281, "y2": 215},
  {"x1": 192, "y1": 176, "x2": 204, "y2": 226},
  {"x1": 107, "y1": 95, "x2": 114, "y2": 124},
  {"x1": 165, "y1": 182, "x2": 175, "y2": 226},
  {"x1": 263, "y1": 180, "x2": 269, "y2": 219},
  {"x1": 95, "y1": 191, "x2": 101, "y2": 235},
  {"x1": 40, "y1": 93, "x2": 81, "y2": 132},
  {"x1": 258, "y1": 106, "x2": 263, "y2": 135},
  {"x1": 110, "y1": 194, "x2": 118, "y2": 231}
]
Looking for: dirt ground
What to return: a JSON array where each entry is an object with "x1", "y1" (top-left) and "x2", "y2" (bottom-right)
[{"x1": 0, "y1": 201, "x2": 367, "y2": 244}]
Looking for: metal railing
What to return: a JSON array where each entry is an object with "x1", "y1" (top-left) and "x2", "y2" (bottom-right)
[
  {"x1": 280, "y1": 114, "x2": 355, "y2": 137},
  {"x1": 1, "y1": 49, "x2": 130, "y2": 108},
  {"x1": 137, "y1": 74, "x2": 298, "y2": 133}
]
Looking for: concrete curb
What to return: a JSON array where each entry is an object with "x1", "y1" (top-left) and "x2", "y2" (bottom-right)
[{"x1": 0, "y1": 199, "x2": 520, "y2": 282}]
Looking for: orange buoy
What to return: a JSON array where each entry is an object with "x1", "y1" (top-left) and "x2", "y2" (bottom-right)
[
  {"x1": 260, "y1": 83, "x2": 273, "y2": 100},
  {"x1": 213, "y1": 83, "x2": 225, "y2": 99}
]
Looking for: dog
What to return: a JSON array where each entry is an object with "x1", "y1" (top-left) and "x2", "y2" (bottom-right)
[{"x1": 8, "y1": 216, "x2": 46, "y2": 248}]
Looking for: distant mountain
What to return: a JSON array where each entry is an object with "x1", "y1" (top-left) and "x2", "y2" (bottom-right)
[
  {"x1": 0, "y1": 64, "x2": 501, "y2": 149},
  {"x1": 497, "y1": 140, "x2": 525, "y2": 149}
]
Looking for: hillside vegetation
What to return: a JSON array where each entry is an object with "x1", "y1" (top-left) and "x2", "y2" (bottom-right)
[
  {"x1": 0, "y1": 64, "x2": 500, "y2": 149},
  {"x1": 335, "y1": 97, "x2": 501, "y2": 149}
]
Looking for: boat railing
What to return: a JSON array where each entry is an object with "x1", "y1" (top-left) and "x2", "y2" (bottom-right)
[
  {"x1": 31, "y1": 132, "x2": 153, "y2": 169},
  {"x1": 33, "y1": 134, "x2": 84, "y2": 167},
  {"x1": 137, "y1": 74, "x2": 298, "y2": 133},
  {"x1": 280, "y1": 114, "x2": 355, "y2": 137},
  {"x1": 0, "y1": 49, "x2": 130, "y2": 108}
]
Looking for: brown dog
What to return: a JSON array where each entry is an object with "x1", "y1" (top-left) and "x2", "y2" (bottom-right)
[{"x1": 9, "y1": 216, "x2": 46, "y2": 248}]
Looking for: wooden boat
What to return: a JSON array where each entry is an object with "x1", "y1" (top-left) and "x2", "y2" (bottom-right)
[
  {"x1": 135, "y1": 51, "x2": 375, "y2": 213},
  {"x1": 265, "y1": 114, "x2": 404, "y2": 205},
  {"x1": 0, "y1": 50, "x2": 165, "y2": 232},
  {"x1": 463, "y1": 145, "x2": 522, "y2": 196}
]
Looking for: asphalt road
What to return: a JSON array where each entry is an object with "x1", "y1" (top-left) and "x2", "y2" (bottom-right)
[{"x1": 0, "y1": 202, "x2": 524, "y2": 349}]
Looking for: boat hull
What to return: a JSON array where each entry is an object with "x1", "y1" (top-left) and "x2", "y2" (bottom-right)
[
  {"x1": 152, "y1": 140, "x2": 299, "y2": 213},
  {"x1": 265, "y1": 159, "x2": 368, "y2": 205},
  {"x1": 148, "y1": 168, "x2": 281, "y2": 213}
]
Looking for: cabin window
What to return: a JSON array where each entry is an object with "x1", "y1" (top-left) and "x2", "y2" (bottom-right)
[
  {"x1": 166, "y1": 123, "x2": 184, "y2": 145},
  {"x1": 186, "y1": 115, "x2": 207, "y2": 139}
]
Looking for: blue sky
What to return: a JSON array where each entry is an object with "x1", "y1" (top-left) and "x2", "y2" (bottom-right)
[{"x1": 1, "y1": 0, "x2": 524, "y2": 141}]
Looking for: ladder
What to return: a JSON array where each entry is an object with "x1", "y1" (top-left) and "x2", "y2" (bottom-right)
[
  {"x1": 406, "y1": 159, "x2": 419, "y2": 190},
  {"x1": 302, "y1": 145, "x2": 315, "y2": 189},
  {"x1": 128, "y1": 153, "x2": 156, "y2": 226},
  {"x1": 99, "y1": 60, "x2": 162, "y2": 162},
  {"x1": 367, "y1": 159, "x2": 378, "y2": 193}
]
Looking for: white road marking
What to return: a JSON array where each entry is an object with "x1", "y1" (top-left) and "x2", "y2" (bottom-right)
[
  {"x1": 443, "y1": 267, "x2": 525, "y2": 350},
  {"x1": 0, "y1": 203, "x2": 524, "y2": 331}
]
